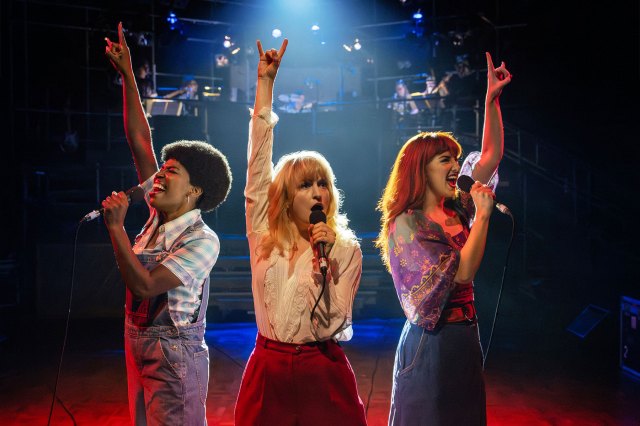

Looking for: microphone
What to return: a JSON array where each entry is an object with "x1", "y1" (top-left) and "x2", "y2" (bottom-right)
[
  {"x1": 81, "y1": 185, "x2": 145, "y2": 223},
  {"x1": 456, "y1": 175, "x2": 511, "y2": 215},
  {"x1": 309, "y1": 205, "x2": 329, "y2": 277}
]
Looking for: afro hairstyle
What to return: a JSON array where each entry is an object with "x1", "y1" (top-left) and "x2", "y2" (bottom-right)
[{"x1": 160, "y1": 140, "x2": 232, "y2": 212}]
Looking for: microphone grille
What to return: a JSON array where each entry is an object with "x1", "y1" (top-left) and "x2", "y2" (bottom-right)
[
  {"x1": 456, "y1": 175, "x2": 475, "y2": 193},
  {"x1": 309, "y1": 208, "x2": 327, "y2": 225},
  {"x1": 126, "y1": 186, "x2": 146, "y2": 203}
]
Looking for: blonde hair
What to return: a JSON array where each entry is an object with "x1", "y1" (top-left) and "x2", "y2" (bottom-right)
[
  {"x1": 375, "y1": 132, "x2": 462, "y2": 270},
  {"x1": 258, "y1": 150, "x2": 357, "y2": 258}
]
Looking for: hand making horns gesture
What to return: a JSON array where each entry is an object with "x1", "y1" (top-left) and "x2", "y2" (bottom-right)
[
  {"x1": 104, "y1": 22, "x2": 132, "y2": 75},
  {"x1": 256, "y1": 38, "x2": 288, "y2": 81},
  {"x1": 485, "y1": 52, "x2": 512, "y2": 102}
]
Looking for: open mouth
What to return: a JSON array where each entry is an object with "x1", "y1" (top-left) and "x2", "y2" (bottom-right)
[
  {"x1": 446, "y1": 175, "x2": 457, "y2": 189},
  {"x1": 311, "y1": 203, "x2": 324, "y2": 211},
  {"x1": 150, "y1": 182, "x2": 166, "y2": 195}
]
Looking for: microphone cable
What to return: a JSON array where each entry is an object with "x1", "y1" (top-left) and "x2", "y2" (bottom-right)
[
  {"x1": 47, "y1": 220, "x2": 84, "y2": 426},
  {"x1": 482, "y1": 209, "x2": 515, "y2": 368},
  {"x1": 310, "y1": 273, "x2": 327, "y2": 323}
]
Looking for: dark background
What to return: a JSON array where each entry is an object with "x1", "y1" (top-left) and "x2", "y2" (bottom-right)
[{"x1": 2, "y1": 0, "x2": 639, "y2": 374}]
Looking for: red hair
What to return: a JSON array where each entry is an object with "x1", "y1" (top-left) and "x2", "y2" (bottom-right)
[{"x1": 375, "y1": 132, "x2": 462, "y2": 270}]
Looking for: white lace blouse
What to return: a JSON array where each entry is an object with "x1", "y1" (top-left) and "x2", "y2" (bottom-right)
[{"x1": 245, "y1": 107, "x2": 362, "y2": 343}]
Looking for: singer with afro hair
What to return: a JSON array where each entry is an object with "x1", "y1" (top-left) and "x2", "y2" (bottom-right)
[{"x1": 101, "y1": 23, "x2": 231, "y2": 425}]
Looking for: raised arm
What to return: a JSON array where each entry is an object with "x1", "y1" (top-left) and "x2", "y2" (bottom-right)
[
  {"x1": 472, "y1": 52, "x2": 512, "y2": 183},
  {"x1": 105, "y1": 22, "x2": 158, "y2": 184},
  {"x1": 245, "y1": 39, "x2": 288, "y2": 236}
]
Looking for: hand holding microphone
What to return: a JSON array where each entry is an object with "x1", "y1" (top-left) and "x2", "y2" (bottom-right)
[
  {"x1": 456, "y1": 175, "x2": 511, "y2": 216},
  {"x1": 81, "y1": 185, "x2": 145, "y2": 223}
]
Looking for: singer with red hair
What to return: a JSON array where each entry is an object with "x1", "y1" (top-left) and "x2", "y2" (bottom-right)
[
  {"x1": 376, "y1": 52, "x2": 511, "y2": 426},
  {"x1": 234, "y1": 39, "x2": 367, "y2": 426}
]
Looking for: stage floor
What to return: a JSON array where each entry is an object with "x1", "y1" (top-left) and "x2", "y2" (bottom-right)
[{"x1": 1, "y1": 318, "x2": 638, "y2": 425}]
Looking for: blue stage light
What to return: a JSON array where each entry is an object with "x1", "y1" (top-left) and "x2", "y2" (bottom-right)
[
  {"x1": 167, "y1": 11, "x2": 178, "y2": 30},
  {"x1": 272, "y1": 28, "x2": 282, "y2": 38},
  {"x1": 413, "y1": 9, "x2": 423, "y2": 20}
]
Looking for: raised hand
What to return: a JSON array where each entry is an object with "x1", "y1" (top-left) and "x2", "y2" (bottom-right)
[
  {"x1": 485, "y1": 52, "x2": 512, "y2": 102},
  {"x1": 256, "y1": 39, "x2": 288, "y2": 81},
  {"x1": 105, "y1": 22, "x2": 133, "y2": 76}
]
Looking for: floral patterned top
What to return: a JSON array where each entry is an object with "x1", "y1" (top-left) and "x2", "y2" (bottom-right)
[{"x1": 387, "y1": 152, "x2": 498, "y2": 330}]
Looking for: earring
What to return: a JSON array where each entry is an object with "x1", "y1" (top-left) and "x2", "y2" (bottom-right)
[{"x1": 187, "y1": 195, "x2": 191, "y2": 205}]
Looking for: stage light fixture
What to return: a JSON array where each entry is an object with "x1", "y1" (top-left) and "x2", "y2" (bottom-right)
[
  {"x1": 231, "y1": 47, "x2": 241, "y2": 55},
  {"x1": 342, "y1": 44, "x2": 352, "y2": 52},
  {"x1": 311, "y1": 24, "x2": 320, "y2": 32},
  {"x1": 223, "y1": 35, "x2": 232, "y2": 48},
  {"x1": 167, "y1": 11, "x2": 179, "y2": 30},
  {"x1": 413, "y1": 9, "x2": 423, "y2": 20},
  {"x1": 272, "y1": 28, "x2": 282, "y2": 38},
  {"x1": 353, "y1": 39, "x2": 362, "y2": 50}
]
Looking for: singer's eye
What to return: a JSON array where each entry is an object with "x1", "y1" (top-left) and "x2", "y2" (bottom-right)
[
  {"x1": 300, "y1": 180, "x2": 312, "y2": 189},
  {"x1": 317, "y1": 179, "x2": 328, "y2": 188}
]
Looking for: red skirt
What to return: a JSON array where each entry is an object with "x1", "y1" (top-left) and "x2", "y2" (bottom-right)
[{"x1": 234, "y1": 333, "x2": 367, "y2": 426}]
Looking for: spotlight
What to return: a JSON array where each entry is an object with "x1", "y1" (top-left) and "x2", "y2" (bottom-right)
[
  {"x1": 272, "y1": 28, "x2": 282, "y2": 38},
  {"x1": 223, "y1": 35, "x2": 232, "y2": 48},
  {"x1": 342, "y1": 44, "x2": 352, "y2": 52},
  {"x1": 167, "y1": 11, "x2": 179, "y2": 30},
  {"x1": 231, "y1": 47, "x2": 241, "y2": 55},
  {"x1": 413, "y1": 9, "x2": 423, "y2": 20},
  {"x1": 353, "y1": 39, "x2": 362, "y2": 50},
  {"x1": 311, "y1": 24, "x2": 320, "y2": 32}
]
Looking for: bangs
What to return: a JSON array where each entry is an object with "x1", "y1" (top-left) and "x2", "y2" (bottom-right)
[
  {"x1": 276, "y1": 152, "x2": 332, "y2": 195},
  {"x1": 431, "y1": 134, "x2": 462, "y2": 160},
  {"x1": 291, "y1": 157, "x2": 328, "y2": 182}
]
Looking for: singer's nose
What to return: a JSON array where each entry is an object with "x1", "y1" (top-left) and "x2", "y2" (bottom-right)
[{"x1": 311, "y1": 183, "x2": 321, "y2": 199}]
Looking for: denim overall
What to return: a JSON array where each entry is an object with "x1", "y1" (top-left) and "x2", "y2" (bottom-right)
[{"x1": 124, "y1": 224, "x2": 210, "y2": 426}]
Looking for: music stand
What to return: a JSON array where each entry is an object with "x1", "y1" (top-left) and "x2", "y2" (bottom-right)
[{"x1": 145, "y1": 99, "x2": 183, "y2": 116}]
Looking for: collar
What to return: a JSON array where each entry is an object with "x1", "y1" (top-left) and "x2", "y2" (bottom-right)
[{"x1": 151, "y1": 208, "x2": 202, "y2": 251}]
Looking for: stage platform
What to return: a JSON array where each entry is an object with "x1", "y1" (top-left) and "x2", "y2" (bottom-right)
[{"x1": 1, "y1": 318, "x2": 638, "y2": 425}]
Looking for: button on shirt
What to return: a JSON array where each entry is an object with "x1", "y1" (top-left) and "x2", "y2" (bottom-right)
[{"x1": 132, "y1": 175, "x2": 220, "y2": 326}]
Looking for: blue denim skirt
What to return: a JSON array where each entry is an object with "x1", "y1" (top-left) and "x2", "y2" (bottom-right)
[{"x1": 389, "y1": 320, "x2": 486, "y2": 426}]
